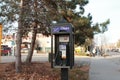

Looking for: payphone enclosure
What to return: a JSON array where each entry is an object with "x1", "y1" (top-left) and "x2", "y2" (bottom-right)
[{"x1": 51, "y1": 23, "x2": 74, "y2": 69}]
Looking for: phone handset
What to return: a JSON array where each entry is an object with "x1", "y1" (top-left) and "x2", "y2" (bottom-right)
[
  {"x1": 61, "y1": 49, "x2": 66, "y2": 59},
  {"x1": 59, "y1": 44, "x2": 66, "y2": 60}
]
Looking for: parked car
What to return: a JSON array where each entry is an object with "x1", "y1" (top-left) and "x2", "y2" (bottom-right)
[
  {"x1": 21, "y1": 42, "x2": 30, "y2": 53},
  {"x1": 1, "y1": 45, "x2": 11, "y2": 56}
]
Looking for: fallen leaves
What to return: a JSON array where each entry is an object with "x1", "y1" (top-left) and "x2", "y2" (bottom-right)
[{"x1": 0, "y1": 62, "x2": 89, "y2": 80}]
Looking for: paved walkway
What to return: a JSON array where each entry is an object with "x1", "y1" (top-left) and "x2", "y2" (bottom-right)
[{"x1": 89, "y1": 56, "x2": 120, "y2": 80}]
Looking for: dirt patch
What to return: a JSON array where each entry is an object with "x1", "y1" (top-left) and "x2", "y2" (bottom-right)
[{"x1": 0, "y1": 62, "x2": 89, "y2": 80}]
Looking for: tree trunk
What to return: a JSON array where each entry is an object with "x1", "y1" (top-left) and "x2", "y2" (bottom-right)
[
  {"x1": 15, "y1": 0, "x2": 23, "y2": 73},
  {"x1": 15, "y1": 29, "x2": 22, "y2": 73},
  {"x1": 26, "y1": 0, "x2": 38, "y2": 64},
  {"x1": 26, "y1": 25, "x2": 37, "y2": 63}
]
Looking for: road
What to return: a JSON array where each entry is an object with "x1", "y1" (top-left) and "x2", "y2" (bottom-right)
[
  {"x1": 0, "y1": 54, "x2": 91, "y2": 65},
  {"x1": 89, "y1": 51, "x2": 120, "y2": 80},
  {"x1": 0, "y1": 54, "x2": 48, "y2": 63},
  {"x1": 0, "y1": 51, "x2": 119, "y2": 64}
]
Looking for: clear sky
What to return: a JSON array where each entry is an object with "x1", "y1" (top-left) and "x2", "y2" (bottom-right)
[{"x1": 84, "y1": 0, "x2": 120, "y2": 44}]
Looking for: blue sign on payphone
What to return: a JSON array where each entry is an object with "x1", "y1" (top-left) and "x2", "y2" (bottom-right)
[{"x1": 52, "y1": 26, "x2": 70, "y2": 33}]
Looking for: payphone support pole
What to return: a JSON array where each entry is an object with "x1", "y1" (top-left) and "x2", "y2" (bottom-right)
[{"x1": 61, "y1": 68, "x2": 68, "y2": 80}]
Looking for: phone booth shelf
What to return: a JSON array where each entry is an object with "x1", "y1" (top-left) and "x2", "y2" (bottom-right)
[{"x1": 51, "y1": 23, "x2": 74, "y2": 69}]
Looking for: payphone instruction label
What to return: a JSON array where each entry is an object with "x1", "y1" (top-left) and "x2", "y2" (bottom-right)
[{"x1": 59, "y1": 35, "x2": 69, "y2": 42}]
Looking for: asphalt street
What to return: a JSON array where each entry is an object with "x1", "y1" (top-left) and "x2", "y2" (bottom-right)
[
  {"x1": 0, "y1": 54, "x2": 49, "y2": 63},
  {"x1": 89, "y1": 51, "x2": 120, "y2": 80},
  {"x1": 0, "y1": 54, "x2": 91, "y2": 65}
]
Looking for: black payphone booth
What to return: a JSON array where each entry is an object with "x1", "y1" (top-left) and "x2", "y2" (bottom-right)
[{"x1": 51, "y1": 23, "x2": 74, "y2": 69}]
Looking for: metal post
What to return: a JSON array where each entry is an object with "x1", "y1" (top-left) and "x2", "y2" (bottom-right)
[{"x1": 61, "y1": 68, "x2": 68, "y2": 80}]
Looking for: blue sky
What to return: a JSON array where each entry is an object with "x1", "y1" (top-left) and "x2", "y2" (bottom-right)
[{"x1": 84, "y1": 0, "x2": 120, "y2": 44}]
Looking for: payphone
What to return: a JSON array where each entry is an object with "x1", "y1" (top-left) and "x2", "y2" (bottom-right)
[{"x1": 51, "y1": 23, "x2": 74, "y2": 69}]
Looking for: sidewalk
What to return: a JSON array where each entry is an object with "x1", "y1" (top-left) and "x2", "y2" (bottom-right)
[{"x1": 89, "y1": 56, "x2": 120, "y2": 80}]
